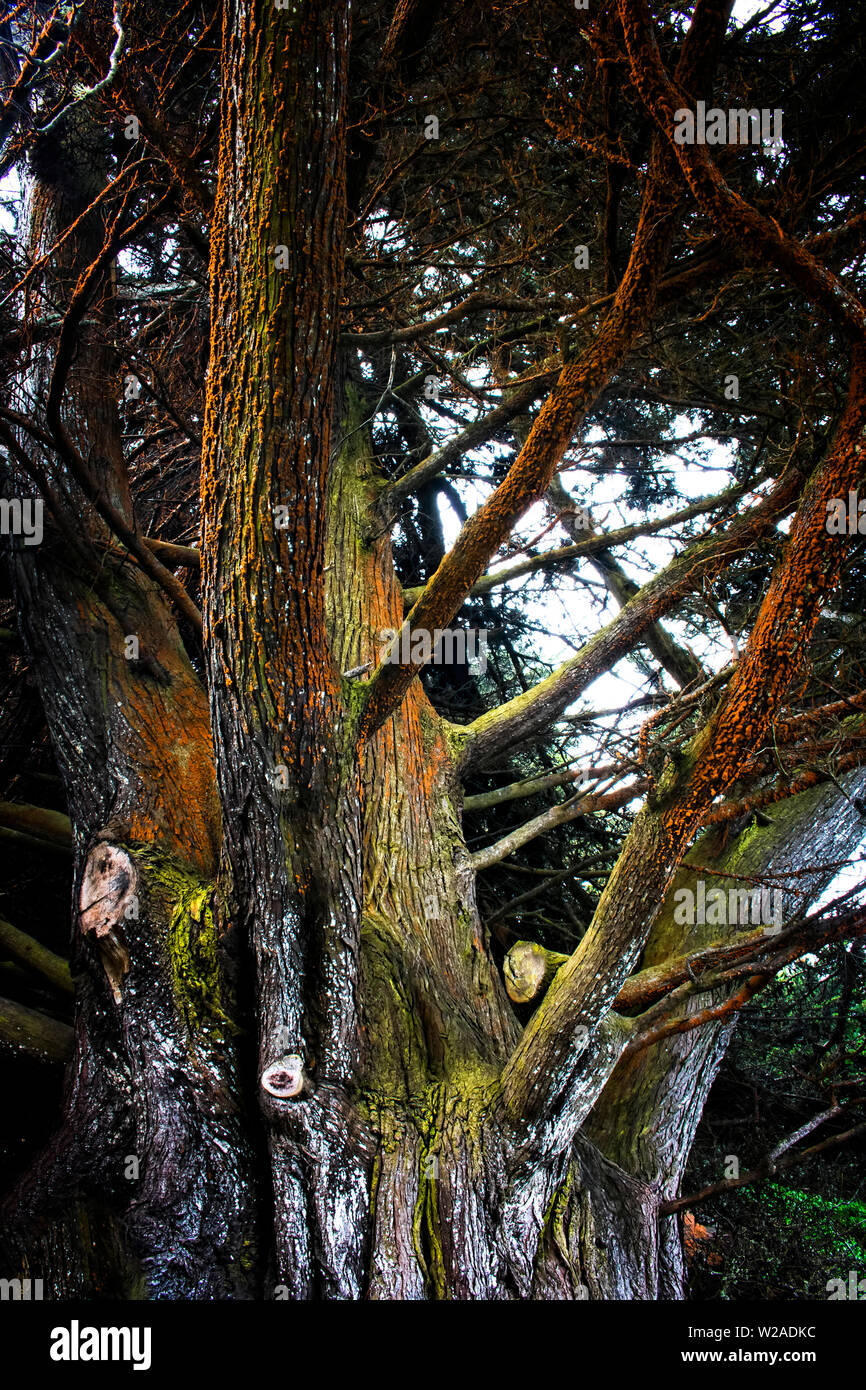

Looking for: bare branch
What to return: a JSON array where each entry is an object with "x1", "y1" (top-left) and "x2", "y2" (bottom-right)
[
  {"x1": 471, "y1": 780, "x2": 647, "y2": 872},
  {"x1": 0, "y1": 995, "x2": 72, "y2": 1063},
  {"x1": 0, "y1": 918, "x2": 72, "y2": 995},
  {"x1": 660, "y1": 1119, "x2": 866, "y2": 1219}
]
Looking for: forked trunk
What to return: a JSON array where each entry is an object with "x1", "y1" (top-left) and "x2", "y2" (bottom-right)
[{"x1": 3, "y1": 0, "x2": 863, "y2": 1304}]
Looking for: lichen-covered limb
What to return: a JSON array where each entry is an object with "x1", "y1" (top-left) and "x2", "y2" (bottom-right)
[
  {"x1": 0, "y1": 995, "x2": 72, "y2": 1062},
  {"x1": 0, "y1": 801, "x2": 71, "y2": 846},
  {"x1": 462, "y1": 761, "x2": 596, "y2": 813},
  {"x1": 499, "y1": 346, "x2": 866, "y2": 1159}
]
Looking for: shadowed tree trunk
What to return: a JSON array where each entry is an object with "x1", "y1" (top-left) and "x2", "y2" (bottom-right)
[{"x1": 2, "y1": 76, "x2": 255, "y2": 1299}]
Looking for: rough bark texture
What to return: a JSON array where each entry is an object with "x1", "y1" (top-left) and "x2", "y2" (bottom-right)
[
  {"x1": 2, "y1": 84, "x2": 254, "y2": 1300},
  {"x1": 3, "y1": 0, "x2": 864, "y2": 1303},
  {"x1": 589, "y1": 770, "x2": 866, "y2": 1298}
]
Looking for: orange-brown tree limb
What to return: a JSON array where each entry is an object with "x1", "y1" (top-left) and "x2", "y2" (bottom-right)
[
  {"x1": 497, "y1": 341, "x2": 866, "y2": 1158},
  {"x1": 618, "y1": 904, "x2": 866, "y2": 1014}
]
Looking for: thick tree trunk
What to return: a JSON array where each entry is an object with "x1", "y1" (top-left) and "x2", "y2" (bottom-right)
[
  {"x1": 2, "y1": 96, "x2": 255, "y2": 1299},
  {"x1": 3, "y1": 0, "x2": 863, "y2": 1304}
]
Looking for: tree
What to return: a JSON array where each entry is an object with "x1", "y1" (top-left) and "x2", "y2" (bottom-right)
[{"x1": 1, "y1": 0, "x2": 866, "y2": 1299}]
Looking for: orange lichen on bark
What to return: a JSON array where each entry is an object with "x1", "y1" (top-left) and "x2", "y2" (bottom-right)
[{"x1": 501, "y1": 347, "x2": 866, "y2": 1133}]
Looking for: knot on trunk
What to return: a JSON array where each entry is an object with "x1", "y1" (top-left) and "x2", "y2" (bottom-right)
[
  {"x1": 261, "y1": 1053, "x2": 306, "y2": 1100},
  {"x1": 79, "y1": 842, "x2": 136, "y2": 1003}
]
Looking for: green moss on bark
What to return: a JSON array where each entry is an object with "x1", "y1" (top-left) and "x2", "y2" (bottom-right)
[
  {"x1": 131, "y1": 848, "x2": 230, "y2": 1041},
  {"x1": 168, "y1": 884, "x2": 226, "y2": 1039}
]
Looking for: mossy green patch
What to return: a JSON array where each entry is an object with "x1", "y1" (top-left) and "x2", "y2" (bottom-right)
[
  {"x1": 130, "y1": 847, "x2": 230, "y2": 1042},
  {"x1": 168, "y1": 882, "x2": 230, "y2": 1040}
]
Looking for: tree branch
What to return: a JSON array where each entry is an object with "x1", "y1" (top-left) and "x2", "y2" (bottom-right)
[
  {"x1": 0, "y1": 827, "x2": 72, "y2": 860},
  {"x1": 547, "y1": 473, "x2": 705, "y2": 690},
  {"x1": 618, "y1": 0, "x2": 866, "y2": 346},
  {"x1": 497, "y1": 331, "x2": 866, "y2": 1159},
  {"x1": 357, "y1": 128, "x2": 689, "y2": 742},
  {"x1": 660, "y1": 1119, "x2": 866, "y2": 1218},
  {"x1": 0, "y1": 918, "x2": 72, "y2": 995},
  {"x1": 463, "y1": 761, "x2": 594, "y2": 813},
  {"x1": 458, "y1": 464, "x2": 801, "y2": 772},
  {"x1": 0, "y1": 996, "x2": 73, "y2": 1063},
  {"x1": 0, "y1": 802, "x2": 72, "y2": 847},
  {"x1": 401, "y1": 479, "x2": 750, "y2": 608},
  {"x1": 471, "y1": 780, "x2": 647, "y2": 872}
]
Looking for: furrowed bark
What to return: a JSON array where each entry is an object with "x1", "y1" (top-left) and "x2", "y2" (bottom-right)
[
  {"x1": 1, "y1": 96, "x2": 255, "y2": 1299},
  {"x1": 201, "y1": 0, "x2": 368, "y2": 1297},
  {"x1": 589, "y1": 769, "x2": 866, "y2": 1297}
]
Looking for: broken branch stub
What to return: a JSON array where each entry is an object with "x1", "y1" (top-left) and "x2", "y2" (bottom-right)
[{"x1": 78, "y1": 843, "x2": 135, "y2": 1003}]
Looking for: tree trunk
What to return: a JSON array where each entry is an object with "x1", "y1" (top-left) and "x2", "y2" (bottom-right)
[
  {"x1": 3, "y1": 0, "x2": 864, "y2": 1303},
  {"x1": 2, "y1": 81, "x2": 255, "y2": 1301}
]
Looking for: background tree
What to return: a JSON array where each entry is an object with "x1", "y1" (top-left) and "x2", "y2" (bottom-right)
[{"x1": 1, "y1": 0, "x2": 865, "y2": 1299}]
